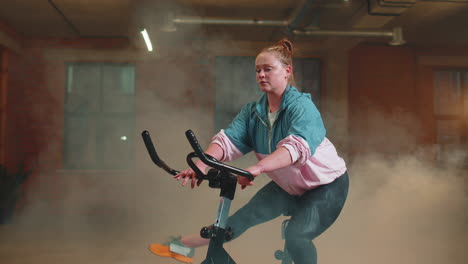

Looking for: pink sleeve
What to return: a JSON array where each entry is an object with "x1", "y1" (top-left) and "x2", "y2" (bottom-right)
[
  {"x1": 211, "y1": 130, "x2": 244, "y2": 162},
  {"x1": 277, "y1": 135, "x2": 311, "y2": 165}
]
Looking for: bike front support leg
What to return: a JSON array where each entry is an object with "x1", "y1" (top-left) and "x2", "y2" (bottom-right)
[
  {"x1": 201, "y1": 227, "x2": 235, "y2": 264},
  {"x1": 201, "y1": 173, "x2": 237, "y2": 264}
]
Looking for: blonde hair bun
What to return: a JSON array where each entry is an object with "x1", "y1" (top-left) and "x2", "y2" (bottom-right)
[{"x1": 279, "y1": 38, "x2": 293, "y2": 54}]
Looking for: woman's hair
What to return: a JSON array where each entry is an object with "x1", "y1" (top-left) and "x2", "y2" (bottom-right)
[{"x1": 260, "y1": 38, "x2": 295, "y2": 86}]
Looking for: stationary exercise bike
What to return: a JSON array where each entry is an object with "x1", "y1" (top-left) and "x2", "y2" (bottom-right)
[{"x1": 142, "y1": 129, "x2": 292, "y2": 264}]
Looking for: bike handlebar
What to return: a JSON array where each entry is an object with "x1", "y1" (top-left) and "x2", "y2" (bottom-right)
[
  {"x1": 185, "y1": 130, "x2": 254, "y2": 181},
  {"x1": 141, "y1": 130, "x2": 180, "y2": 176},
  {"x1": 141, "y1": 130, "x2": 254, "y2": 181}
]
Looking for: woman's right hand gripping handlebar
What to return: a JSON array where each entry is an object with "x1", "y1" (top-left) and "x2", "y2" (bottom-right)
[
  {"x1": 174, "y1": 160, "x2": 208, "y2": 189},
  {"x1": 174, "y1": 143, "x2": 223, "y2": 189},
  {"x1": 174, "y1": 142, "x2": 260, "y2": 189},
  {"x1": 175, "y1": 162, "x2": 258, "y2": 189}
]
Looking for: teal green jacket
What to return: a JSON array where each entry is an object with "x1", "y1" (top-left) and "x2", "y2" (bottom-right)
[{"x1": 224, "y1": 85, "x2": 326, "y2": 156}]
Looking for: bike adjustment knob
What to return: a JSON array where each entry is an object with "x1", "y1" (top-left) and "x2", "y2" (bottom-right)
[{"x1": 200, "y1": 225, "x2": 216, "y2": 239}]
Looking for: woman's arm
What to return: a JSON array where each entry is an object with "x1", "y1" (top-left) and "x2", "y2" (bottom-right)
[
  {"x1": 239, "y1": 146, "x2": 292, "y2": 188},
  {"x1": 253, "y1": 146, "x2": 292, "y2": 174}
]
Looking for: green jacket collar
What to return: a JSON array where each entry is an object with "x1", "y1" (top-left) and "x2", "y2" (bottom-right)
[{"x1": 254, "y1": 85, "x2": 301, "y2": 119}]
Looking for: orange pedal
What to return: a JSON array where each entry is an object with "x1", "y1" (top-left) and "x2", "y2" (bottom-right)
[{"x1": 149, "y1": 243, "x2": 194, "y2": 263}]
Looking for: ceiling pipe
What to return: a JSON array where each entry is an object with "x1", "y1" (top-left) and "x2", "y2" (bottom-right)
[
  {"x1": 293, "y1": 27, "x2": 406, "y2": 46},
  {"x1": 160, "y1": 0, "x2": 406, "y2": 46},
  {"x1": 160, "y1": 0, "x2": 313, "y2": 32},
  {"x1": 165, "y1": 15, "x2": 406, "y2": 46},
  {"x1": 172, "y1": 17, "x2": 288, "y2": 26}
]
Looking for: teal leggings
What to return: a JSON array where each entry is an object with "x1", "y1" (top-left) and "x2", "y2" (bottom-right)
[{"x1": 226, "y1": 172, "x2": 349, "y2": 264}]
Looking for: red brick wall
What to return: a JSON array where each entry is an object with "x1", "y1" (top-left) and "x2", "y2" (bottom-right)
[
  {"x1": 348, "y1": 44, "x2": 420, "y2": 155},
  {"x1": 348, "y1": 43, "x2": 468, "y2": 157},
  {"x1": 6, "y1": 48, "x2": 58, "y2": 171}
]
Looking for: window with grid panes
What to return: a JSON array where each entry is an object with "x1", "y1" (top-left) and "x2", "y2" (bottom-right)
[
  {"x1": 64, "y1": 63, "x2": 135, "y2": 169},
  {"x1": 433, "y1": 70, "x2": 468, "y2": 166}
]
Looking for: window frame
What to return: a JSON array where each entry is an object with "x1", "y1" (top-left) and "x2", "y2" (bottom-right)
[
  {"x1": 432, "y1": 68, "x2": 468, "y2": 165},
  {"x1": 63, "y1": 62, "x2": 136, "y2": 170}
]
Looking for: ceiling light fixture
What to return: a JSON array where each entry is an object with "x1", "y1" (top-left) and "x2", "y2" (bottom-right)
[{"x1": 140, "y1": 28, "x2": 153, "y2": 52}]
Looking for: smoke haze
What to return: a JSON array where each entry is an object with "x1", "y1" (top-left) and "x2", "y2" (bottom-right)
[
  {"x1": 2, "y1": 84, "x2": 466, "y2": 264},
  {"x1": 0, "y1": 2, "x2": 467, "y2": 264}
]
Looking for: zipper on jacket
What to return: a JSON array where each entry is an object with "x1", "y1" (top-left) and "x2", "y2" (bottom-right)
[
  {"x1": 268, "y1": 128, "x2": 272, "y2": 154},
  {"x1": 255, "y1": 109, "x2": 284, "y2": 154},
  {"x1": 254, "y1": 111, "x2": 272, "y2": 153},
  {"x1": 268, "y1": 108, "x2": 285, "y2": 154}
]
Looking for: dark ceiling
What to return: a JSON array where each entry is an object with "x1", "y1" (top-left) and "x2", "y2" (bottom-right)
[{"x1": 0, "y1": 0, "x2": 467, "y2": 47}]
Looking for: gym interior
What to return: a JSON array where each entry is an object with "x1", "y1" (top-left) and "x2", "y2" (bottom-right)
[{"x1": 0, "y1": 1, "x2": 467, "y2": 263}]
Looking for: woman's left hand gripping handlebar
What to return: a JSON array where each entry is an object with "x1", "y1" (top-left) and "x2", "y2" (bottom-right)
[{"x1": 238, "y1": 164, "x2": 263, "y2": 189}]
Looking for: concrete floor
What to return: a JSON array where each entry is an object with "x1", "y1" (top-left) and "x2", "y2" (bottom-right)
[
  {"x1": 0, "y1": 225, "x2": 196, "y2": 264},
  {"x1": 0, "y1": 221, "x2": 216, "y2": 264},
  {"x1": 0, "y1": 220, "x2": 287, "y2": 264}
]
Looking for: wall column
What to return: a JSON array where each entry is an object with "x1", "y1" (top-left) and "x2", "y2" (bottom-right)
[{"x1": 0, "y1": 47, "x2": 8, "y2": 165}]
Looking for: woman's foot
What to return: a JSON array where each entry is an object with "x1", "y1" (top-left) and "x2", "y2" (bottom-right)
[{"x1": 149, "y1": 236, "x2": 195, "y2": 263}]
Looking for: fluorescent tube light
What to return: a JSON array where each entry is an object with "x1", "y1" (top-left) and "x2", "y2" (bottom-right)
[{"x1": 140, "y1": 28, "x2": 153, "y2": 52}]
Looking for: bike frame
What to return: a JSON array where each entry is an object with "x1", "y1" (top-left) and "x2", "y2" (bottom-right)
[{"x1": 142, "y1": 129, "x2": 253, "y2": 264}]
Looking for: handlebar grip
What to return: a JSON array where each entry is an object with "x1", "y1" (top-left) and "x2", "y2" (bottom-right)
[
  {"x1": 185, "y1": 130, "x2": 254, "y2": 181},
  {"x1": 141, "y1": 130, "x2": 180, "y2": 176},
  {"x1": 185, "y1": 129, "x2": 205, "y2": 159},
  {"x1": 186, "y1": 152, "x2": 207, "y2": 180}
]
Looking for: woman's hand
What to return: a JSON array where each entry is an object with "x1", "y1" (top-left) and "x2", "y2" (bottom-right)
[
  {"x1": 238, "y1": 164, "x2": 264, "y2": 189},
  {"x1": 237, "y1": 174, "x2": 253, "y2": 189},
  {"x1": 173, "y1": 143, "x2": 224, "y2": 189},
  {"x1": 174, "y1": 162, "x2": 208, "y2": 188}
]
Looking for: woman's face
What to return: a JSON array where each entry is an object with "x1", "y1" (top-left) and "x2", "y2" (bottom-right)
[{"x1": 255, "y1": 52, "x2": 291, "y2": 94}]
